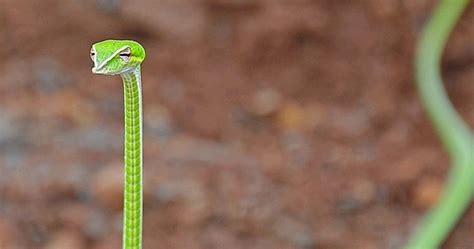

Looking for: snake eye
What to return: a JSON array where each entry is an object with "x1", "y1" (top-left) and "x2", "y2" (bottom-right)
[
  {"x1": 90, "y1": 48, "x2": 96, "y2": 60},
  {"x1": 120, "y1": 53, "x2": 131, "y2": 58},
  {"x1": 119, "y1": 47, "x2": 132, "y2": 62}
]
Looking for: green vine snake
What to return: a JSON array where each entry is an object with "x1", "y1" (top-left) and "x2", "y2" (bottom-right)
[
  {"x1": 86, "y1": 2, "x2": 474, "y2": 247},
  {"x1": 406, "y1": 0, "x2": 473, "y2": 248},
  {"x1": 91, "y1": 40, "x2": 146, "y2": 249}
]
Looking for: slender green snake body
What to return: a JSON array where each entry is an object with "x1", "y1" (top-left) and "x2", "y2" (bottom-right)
[
  {"x1": 406, "y1": 0, "x2": 473, "y2": 248},
  {"x1": 91, "y1": 40, "x2": 146, "y2": 249}
]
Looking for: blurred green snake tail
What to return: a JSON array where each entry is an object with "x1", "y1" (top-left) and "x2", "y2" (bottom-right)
[{"x1": 405, "y1": 1, "x2": 473, "y2": 248}]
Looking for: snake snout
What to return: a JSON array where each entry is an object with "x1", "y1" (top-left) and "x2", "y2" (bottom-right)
[{"x1": 92, "y1": 65, "x2": 107, "y2": 75}]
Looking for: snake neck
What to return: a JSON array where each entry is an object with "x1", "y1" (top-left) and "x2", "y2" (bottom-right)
[{"x1": 120, "y1": 66, "x2": 143, "y2": 249}]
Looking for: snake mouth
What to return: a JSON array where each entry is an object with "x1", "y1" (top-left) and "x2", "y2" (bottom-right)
[
  {"x1": 93, "y1": 67, "x2": 123, "y2": 75},
  {"x1": 92, "y1": 60, "x2": 112, "y2": 74},
  {"x1": 91, "y1": 67, "x2": 101, "y2": 74},
  {"x1": 92, "y1": 66, "x2": 110, "y2": 75},
  {"x1": 93, "y1": 66, "x2": 137, "y2": 76}
]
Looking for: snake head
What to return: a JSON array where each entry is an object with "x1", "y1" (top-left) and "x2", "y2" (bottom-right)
[{"x1": 91, "y1": 39, "x2": 146, "y2": 75}]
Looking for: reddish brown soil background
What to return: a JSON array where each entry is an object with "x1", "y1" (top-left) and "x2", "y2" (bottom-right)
[{"x1": 1, "y1": 0, "x2": 474, "y2": 248}]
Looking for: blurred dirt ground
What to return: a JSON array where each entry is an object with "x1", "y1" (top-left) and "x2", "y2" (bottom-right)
[{"x1": 1, "y1": 0, "x2": 474, "y2": 248}]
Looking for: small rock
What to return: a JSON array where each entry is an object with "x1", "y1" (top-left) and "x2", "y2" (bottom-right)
[
  {"x1": 44, "y1": 231, "x2": 85, "y2": 249},
  {"x1": 412, "y1": 177, "x2": 443, "y2": 210},
  {"x1": 337, "y1": 179, "x2": 377, "y2": 213},
  {"x1": 351, "y1": 179, "x2": 377, "y2": 204},
  {"x1": 276, "y1": 102, "x2": 306, "y2": 131},
  {"x1": 251, "y1": 87, "x2": 282, "y2": 116}
]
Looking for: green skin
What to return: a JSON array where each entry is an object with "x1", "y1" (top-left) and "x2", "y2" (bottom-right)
[
  {"x1": 406, "y1": 1, "x2": 473, "y2": 248},
  {"x1": 91, "y1": 40, "x2": 146, "y2": 249}
]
